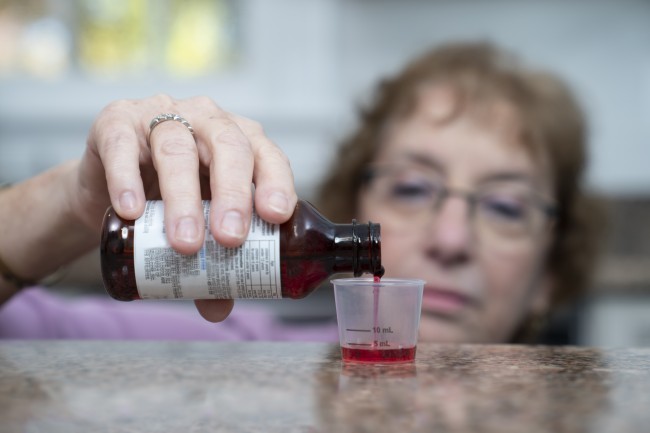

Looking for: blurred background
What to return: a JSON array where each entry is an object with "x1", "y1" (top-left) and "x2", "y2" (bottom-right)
[{"x1": 1, "y1": 0, "x2": 649, "y2": 346}]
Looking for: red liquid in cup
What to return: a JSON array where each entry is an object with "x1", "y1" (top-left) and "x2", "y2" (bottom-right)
[
  {"x1": 341, "y1": 346, "x2": 416, "y2": 363},
  {"x1": 341, "y1": 274, "x2": 416, "y2": 363}
]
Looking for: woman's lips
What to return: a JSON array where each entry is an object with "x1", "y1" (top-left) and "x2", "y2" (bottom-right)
[{"x1": 421, "y1": 287, "x2": 475, "y2": 316}]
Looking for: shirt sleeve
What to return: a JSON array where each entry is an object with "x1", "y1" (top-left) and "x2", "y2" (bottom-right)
[{"x1": 0, "y1": 287, "x2": 338, "y2": 342}]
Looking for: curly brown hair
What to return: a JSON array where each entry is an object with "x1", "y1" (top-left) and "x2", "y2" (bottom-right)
[{"x1": 316, "y1": 41, "x2": 605, "y2": 332}]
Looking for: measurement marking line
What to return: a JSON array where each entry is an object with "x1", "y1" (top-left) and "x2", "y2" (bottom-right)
[
  {"x1": 346, "y1": 329, "x2": 371, "y2": 332},
  {"x1": 347, "y1": 343, "x2": 373, "y2": 347}
]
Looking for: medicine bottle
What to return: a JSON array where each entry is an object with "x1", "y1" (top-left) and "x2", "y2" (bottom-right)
[{"x1": 100, "y1": 200, "x2": 382, "y2": 301}]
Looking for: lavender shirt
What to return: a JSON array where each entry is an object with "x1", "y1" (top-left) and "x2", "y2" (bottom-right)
[{"x1": 0, "y1": 288, "x2": 339, "y2": 342}]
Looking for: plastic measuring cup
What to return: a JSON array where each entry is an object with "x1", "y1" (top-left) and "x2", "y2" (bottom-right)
[{"x1": 332, "y1": 278, "x2": 424, "y2": 363}]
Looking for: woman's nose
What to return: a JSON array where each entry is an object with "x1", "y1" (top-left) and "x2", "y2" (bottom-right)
[{"x1": 426, "y1": 195, "x2": 474, "y2": 263}]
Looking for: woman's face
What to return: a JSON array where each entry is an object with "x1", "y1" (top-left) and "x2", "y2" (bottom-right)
[{"x1": 358, "y1": 87, "x2": 556, "y2": 343}]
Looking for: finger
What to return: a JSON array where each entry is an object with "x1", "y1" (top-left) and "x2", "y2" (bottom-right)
[
  {"x1": 231, "y1": 114, "x2": 297, "y2": 224},
  {"x1": 194, "y1": 299, "x2": 235, "y2": 323},
  {"x1": 149, "y1": 118, "x2": 205, "y2": 255},
  {"x1": 192, "y1": 113, "x2": 254, "y2": 248},
  {"x1": 91, "y1": 105, "x2": 147, "y2": 220}
]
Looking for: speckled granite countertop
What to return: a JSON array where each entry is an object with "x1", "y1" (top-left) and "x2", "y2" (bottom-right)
[{"x1": 1, "y1": 341, "x2": 649, "y2": 433}]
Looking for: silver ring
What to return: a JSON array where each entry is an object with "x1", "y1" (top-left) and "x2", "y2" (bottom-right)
[{"x1": 149, "y1": 113, "x2": 195, "y2": 139}]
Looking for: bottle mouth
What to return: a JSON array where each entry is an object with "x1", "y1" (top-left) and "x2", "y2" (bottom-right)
[
  {"x1": 351, "y1": 220, "x2": 382, "y2": 278},
  {"x1": 369, "y1": 221, "x2": 382, "y2": 277}
]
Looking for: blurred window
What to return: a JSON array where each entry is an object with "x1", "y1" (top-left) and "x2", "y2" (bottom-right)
[{"x1": 0, "y1": 0, "x2": 239, "y2": 81}]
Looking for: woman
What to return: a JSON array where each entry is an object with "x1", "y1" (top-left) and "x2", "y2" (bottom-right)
[
  {"x1": 317, "y1": 42, "x2": 603, "y2": 342},
  {"x1": 0, "y1": 41, "x2": 603, "y2": 343}
]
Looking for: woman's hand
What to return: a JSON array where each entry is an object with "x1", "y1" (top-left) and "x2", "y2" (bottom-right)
[{"x1": 72, "y1": 94, "x2": 297, "y2": 321}]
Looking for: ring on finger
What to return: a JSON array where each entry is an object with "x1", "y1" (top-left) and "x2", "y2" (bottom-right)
[{"x1": 149, "y1": 113, "x2": 195, "y2": 141}]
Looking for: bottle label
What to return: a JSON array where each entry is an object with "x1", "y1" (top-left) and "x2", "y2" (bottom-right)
[{"x1": 134, "y1": 201, "x2": 282, "y2": 299}]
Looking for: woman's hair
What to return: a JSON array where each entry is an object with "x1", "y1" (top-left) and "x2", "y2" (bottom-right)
[{"x1": 315, "y1": 41, "x2": 605, "y2": 340}]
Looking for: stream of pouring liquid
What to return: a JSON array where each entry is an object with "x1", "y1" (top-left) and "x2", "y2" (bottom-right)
[{"x1": 373, "y1": 275, "x2": 381, "y2": 346}]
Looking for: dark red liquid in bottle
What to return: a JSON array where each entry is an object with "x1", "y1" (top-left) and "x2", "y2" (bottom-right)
[
  {"x1": 341, "y1": 346, "x2": 416, "y2": 363},
  {"x1": 100, "y1": 200, "x2": 383, "y2": 300}
]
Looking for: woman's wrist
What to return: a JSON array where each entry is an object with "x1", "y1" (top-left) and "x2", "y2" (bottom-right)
[
  {"x1": 0, "y1": 184, "x2": 30, "y2": 291},
  {"x1": 0, "y1": 161, "x2": 98, "y2": 288},
  {"x1": 0, "y1": 183, "x2": 33, "y2": 303}
]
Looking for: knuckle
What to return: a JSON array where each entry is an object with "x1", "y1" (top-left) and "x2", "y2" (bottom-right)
[
  {"x1": 155, "y1": 137, "x2": 199, "y2": 158},
  {"x1": 216, "y1": 184, "x2": 253, "y2": 203},
  {"x1": 151, "y1": 93, "x2": 175, "y2": 106},
  {"x1": 103, "y1": 98, "x2": 130, "y2": 113},
  {"x1": 242, "y1": 118, "x2": 264, "y2": 135},
  {"x1": 213, "y1": 128, "x2": 252, "y2": 152},
  {"x1": 258, "y1": 142, "x2": 290, "y2": 164},
  {"x1": 227, "y1": 113, "x2": 264, "y2": 135},
  {"x1": 89, "y1": 120, "x2": 133, "y2": 151},
  {"x1": 191, "y1": 95, "x2": 221, "y2": 111},
  {"x1": 164, "y1": 191, "x2": 198, "y2": 206},
  {"x1": 96, "y1": 99, "x2": 130, "y2": 124},
  {"x1": 102, "y1": 129, "x2": 132, "y2": 149}
]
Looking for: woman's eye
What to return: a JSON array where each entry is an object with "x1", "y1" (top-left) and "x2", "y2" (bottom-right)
[
  {"x1": 481, "y1": 197, "x2": 526, "y2": 220},
  {"x1": 389, "y1": 182, "x2": 433, "y2": 200}
]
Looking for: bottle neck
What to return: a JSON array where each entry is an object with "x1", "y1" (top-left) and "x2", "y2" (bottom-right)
[{"x1": 334, "y1": 220, "x2": 382, "y2": 277}]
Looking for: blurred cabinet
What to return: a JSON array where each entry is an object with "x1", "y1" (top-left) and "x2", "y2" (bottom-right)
[{"x1": 579, "y1": 197, "x2": 650, "y2": 347}]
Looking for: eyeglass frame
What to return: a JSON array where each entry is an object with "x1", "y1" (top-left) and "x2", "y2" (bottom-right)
[{"x1": 359, "y1": 164, "x2": 558, "y2": 238}]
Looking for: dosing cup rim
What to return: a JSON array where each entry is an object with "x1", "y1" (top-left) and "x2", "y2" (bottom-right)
[{"x1": 330, "y1": 277, "x2": 425, "y2": 286}]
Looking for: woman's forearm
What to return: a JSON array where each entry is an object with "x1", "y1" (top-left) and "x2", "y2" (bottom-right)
[{"x1": 0, "y1": 160, "x2": 99, "y2": 302}]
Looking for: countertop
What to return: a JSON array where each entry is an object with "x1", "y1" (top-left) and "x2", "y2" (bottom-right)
[{"x1": 1, "y1": 341, "x2": 650, "y2": 433}]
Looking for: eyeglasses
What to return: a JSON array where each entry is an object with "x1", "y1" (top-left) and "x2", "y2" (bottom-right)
[{"x1": 362, "y1": 164, "x2": 557, "y2": 241}]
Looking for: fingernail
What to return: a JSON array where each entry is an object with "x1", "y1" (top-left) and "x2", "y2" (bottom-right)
[
  {"x1": 175, "y1": 217, "x2": 199, "y2": 243},
  {"x1": 221, "y1": 210, "x2": 245, "y2": 239},
  {"x1": 268, "y1": 192, "x2": 289, "y2": 215},
  {"x1": 119, "y1": 191, "x2": 137, "y2": 212}
]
